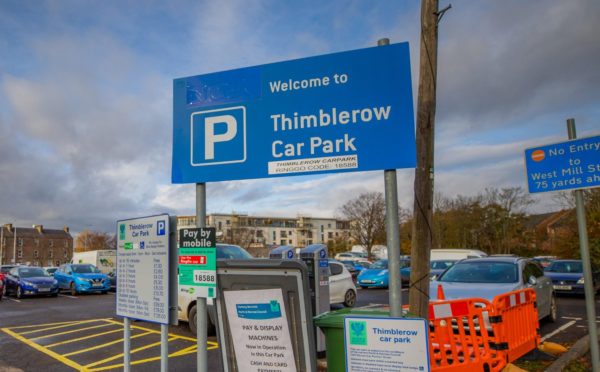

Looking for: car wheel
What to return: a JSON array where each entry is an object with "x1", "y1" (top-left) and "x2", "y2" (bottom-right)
[
  {"x1": 188, "y1": 304, "x2": 216, "y2": 336},
  {"x1": 547, "y1": 294, "x2": 558, "y2": 323},
  {"x1": 101, "y1": 291, "x2": 108, "y2": 295},
  {"x1": 16, "y1": 286, "x2": 23, "y2": 299},
  {"x1": 70, "y1": 282, "x2": 77, "y2": 296},
  {"x1": 343, "y1": 289, "x2": 357, "y2": 307}
]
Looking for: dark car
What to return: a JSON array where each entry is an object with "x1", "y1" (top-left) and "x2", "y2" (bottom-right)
[
  {"x1": 544, "y1": 259, "x2": 600, "y2": 295},
  {"x1": 108, "y1": 271, "x2": 117, "y2": 292},
  {"x1": 5, "y1": 266, "x2": 59, "y2": 298},
  {"x1": 0, "y1": 265, "x2": 16, "y2": 296}
]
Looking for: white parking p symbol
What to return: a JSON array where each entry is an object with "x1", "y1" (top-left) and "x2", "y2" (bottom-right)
[
  {"x1": 204, "y1": 115, "x2": 237, "y2": 160},
  {"x1": 190, "y1": 106, "x2": 246, "y2": 166}
]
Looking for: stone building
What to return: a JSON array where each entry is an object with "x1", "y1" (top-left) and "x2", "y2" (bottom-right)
[{"x1": 0, "y1": 224, "x2": 73, "y2": 267}]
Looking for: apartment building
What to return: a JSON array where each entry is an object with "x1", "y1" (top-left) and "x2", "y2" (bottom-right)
[
  {"x1": 0, "y1": 224, "x2": 74, "y2": 266},
  {"x1": 177, "y1": 213, "x2": 351, "y2": 250}
]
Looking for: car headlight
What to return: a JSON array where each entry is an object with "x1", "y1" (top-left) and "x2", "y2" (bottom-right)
[
  {"x1": 577, "y1": 277, "x2": 584, "y2": 284},
  {"x1": 78, "y1": 277, "x2": 92, "y2": 283},
  {"x1": 22, "y1": 281, "x2": 37, "y2": 288}
]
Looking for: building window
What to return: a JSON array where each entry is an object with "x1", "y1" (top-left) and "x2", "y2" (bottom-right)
[
  {"x1": 328, "y1": 232, "x2": 333, "y2": 239},
  {"x1": 33, "y1": 250, "x2": 39, "y2": 258},
  {"x1": 17, "y1": 238, "x2": 23, "y2": 246},
  {"x1": 17, "y1": 249, "x2": 23, "y2": 258},
  {"x1": 272, "y1": 231, "x2": 276, "y2": 240},
  {"x1": 63, "y1": 250, "x2": 68, "y2": 258},
  {"x1": 218, "y1": 221, "x2": 222, "y2": 230},
  {"x1": 280, "y1": 240, "x2": 286, "y2": 246},
  {"x1": 64, "y1": 240, "x2": 69, "y2": 248},
  {"x1": 328, "y1": 223, "x2": 332, "y2": 228},
  {"x1": 49, "y1": 249, "x2": 54, "y2": 258},
  {"x1": 226, "y1": 220, "x2": 230, "y2": 225},
  {"x1": 256, "y1": 230, "x2": 263, "y2": 238},
  {"x1": 289, "y1": 231, "x2": 292, "y2": 235},
  {"x1": 320, "y1": 225, "x2": 324, "y2": 232},
  {"x1": 289, "y1": 240, "x2": 292, "y2": 244},
  {"x1": 49, "y1": 240, "x2": 54, "y2": 247}
]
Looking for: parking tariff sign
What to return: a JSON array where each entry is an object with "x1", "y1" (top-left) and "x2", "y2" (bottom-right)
[{"x1": 116, "y1": 215, "x2": 170, "y2": 324}]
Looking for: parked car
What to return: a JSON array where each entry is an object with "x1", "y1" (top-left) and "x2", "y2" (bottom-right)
[
  {"x1": 340, "y1": 260, "x2": 361, "y2": 280},
  {"x1": 430, "y1": 249, "x2": 488, "y2": 261},
  {"x1": 0, "y1": 265, "x2": 16, "y2": 296},
  {"x1": 54, "y1": 263, "x2": 110, "y2": 295},
  {"x1": 430, "y1": 257, "x2": 557, "y2": 322},
  {"x1": 544, "y1": 259, "x2": 600, "y2": 295},
  {"x1": 107, "y1": 271, "x2": 117, "y2": 292},
  {"x1": 329, "y1": 259, "x2": 357, "y2": 307},
  {"x1": 5, "y1": 266, "x2": 59, "y2": 298},
  {"x1": 357, "y1": 259, "x2": 411, "y2": 288},
  {"x1": 179, "y1": 243, "x2": 253, "y2": 335},
  {"x1": 334, "y1": 252, "x2": 367, "y2": 262},
  {"x1": 400, "y1": 259, "x2": 458, "y2": 282},
  {"x1": 0, "y1": 274, "x2": 4, "y2": 301},
  {"x1": 44, "y1": 267, "x2": 58, "y2": 276},
  {"x1": 532, "y1": 256, "x2": 557, "y2": 268}
]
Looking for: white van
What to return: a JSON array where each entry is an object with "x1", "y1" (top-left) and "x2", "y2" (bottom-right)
[{"x1": 430, "y1": 249, "x2": 487, "y2": 261}]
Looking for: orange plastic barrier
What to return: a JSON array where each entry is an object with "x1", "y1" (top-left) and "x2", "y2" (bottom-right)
[
  {"x1": 489, "y1": 288, "x2": 540, "y2": 363},
  {"x1": 428, "y1": 298, "x2": 506, "y2": 372}
]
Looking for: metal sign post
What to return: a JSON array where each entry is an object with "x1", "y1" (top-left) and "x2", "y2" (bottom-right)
[
  {"x1": 378, "y1": 37, "x2": 403, "y2": 318},
  {"x1": 196, "y1": 183, "x2": 208, "y2": 372},
  {"x1": 566, "y1": 119, "x2": 599, "y2": 371}
]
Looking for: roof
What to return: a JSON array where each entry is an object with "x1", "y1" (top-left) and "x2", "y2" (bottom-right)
[
  {"x1": 1, "y1": 226, "x2": 72, "y2": 238},
  {"x1": 460, "y1": 256, "x2": 524, "y2": 264}
]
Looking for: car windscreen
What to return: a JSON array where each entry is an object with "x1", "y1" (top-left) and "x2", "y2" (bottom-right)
[
  {"x1": 46, "y1": 268, "x2": 57, "y2": 274},
  {"x1": 370, "y1": 260, "x2": 388, "y2": 269},
  {"x1": 545, "y1": 261, "x2": 583, "y2": 273},
  {"x1": 216, "y1": 245, "x2": 253, "y2": 259},
  {"x1": 72, "y1": 265, "x2": 100, "y2": 274},
  {"x1": 438, "y1": 262, "x2": 518, "y2": 283},
  {"x1": 1, "y1": 266, "x2": 15, "y2": 274},
  {"x1": 19, "y1": 267, "x2": 49, "y2": 278},
  {"x1": 431, "y1": 260, "x2": 456, "y2": 270}
]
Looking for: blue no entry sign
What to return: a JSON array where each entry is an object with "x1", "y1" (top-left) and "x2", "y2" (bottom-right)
[
  {"x1": 524, "y1": 135, "x2": 600, "y2": 193},
  {"x1": 172, "y1": 43, "x2": 415, "y2": 183}
]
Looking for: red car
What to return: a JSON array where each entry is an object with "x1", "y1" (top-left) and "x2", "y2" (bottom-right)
[{"x1": 0, "y1": 265, "x2": 17, "y2": 299}]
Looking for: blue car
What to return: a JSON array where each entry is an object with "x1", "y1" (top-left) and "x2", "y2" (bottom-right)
[
  {"x1": 5, "y1": 266, "x2": 59, "y2": 298},
  {"x1": 357, "y1": 259, "x2": 410, "y2": 288},
  {"x1": 544, "y1": 259, "x2": 600, "y2": 295},
  {"x1": 54, "y1": 263, "x2": 110, "y2": 295}
]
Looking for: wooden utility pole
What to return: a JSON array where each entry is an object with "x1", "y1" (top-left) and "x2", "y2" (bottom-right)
[{"x1": 410, "y1": 0, "x2": 447, "y2": 318}]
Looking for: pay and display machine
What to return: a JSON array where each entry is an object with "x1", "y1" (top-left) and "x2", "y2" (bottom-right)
[
  {"x1": 269, "y1": 245, "x2": 296, "y2": 259},
  {"x1": 299, "y1": 244, "x2": 330, "y2": 354}
]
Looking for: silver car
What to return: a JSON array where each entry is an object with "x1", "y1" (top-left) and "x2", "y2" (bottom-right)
[{"x1": 430, "y1": 257, "x2": 557, "y2": 322}]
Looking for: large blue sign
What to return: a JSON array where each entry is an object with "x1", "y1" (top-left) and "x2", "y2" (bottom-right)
[
  {"x1": 524, "y1": 135, "x2": 600, "y2": 194},
  {"x1": 172, "y1": 43, "x2": 415, "y2": 183}
]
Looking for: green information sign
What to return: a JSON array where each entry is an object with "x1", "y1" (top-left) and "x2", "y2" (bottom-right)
[{"x1": 178, "y1": 227, "x2": 216, "y2": 298}]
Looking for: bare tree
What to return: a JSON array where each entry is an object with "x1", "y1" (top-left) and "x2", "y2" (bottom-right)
[{"x1": 340, "y1": 192, "x2": 386, "y2": 261}]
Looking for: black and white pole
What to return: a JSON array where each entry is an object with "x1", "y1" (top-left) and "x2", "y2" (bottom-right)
[{"x1": 567, "y1": 118, "x2": 599, "y2": 371}]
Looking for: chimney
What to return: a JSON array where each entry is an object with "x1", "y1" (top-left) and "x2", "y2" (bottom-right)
[
  {"x1": 35, "y1": 225, "x2": 44, "y2": 233},
  {"x1": 64, "y1": 226, "x2": 70, "y2": 233},
  {"x1": 3, "y1": 223, "x2": 13, "y2": 232}
]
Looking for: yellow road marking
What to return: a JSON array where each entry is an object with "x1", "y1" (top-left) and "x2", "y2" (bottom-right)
[
  {"x1": 87, "y1": 343, "x2": 205, "y2": 372},
  {"x1": 7, "y1": 319, "x2": 101, "y2": 330},
  {"x1": 1, "y1": 327, "x2": 87, "y2": 371},
  {"x1": 63, "y1": 331, "x2": 154, "y2": 357},
  {"x1": 30, "y1": 323, "x2": 115, "y2": 341},
  {"x1": 20, "y1": 319, "x2": 105, "y2": 335},
  {"x1": 84, "y1": 336, "x2": 178, "y2": 368},
  {"x1": 45, "y1": 328, "x2": 124, "y2": 348}
]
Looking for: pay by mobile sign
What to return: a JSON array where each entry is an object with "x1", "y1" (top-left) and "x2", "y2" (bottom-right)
[
  {"x1": 525, "y1": 135, "x2": 600, "y2": 193},
  {"x1": 172, "y1": 43, "x2": 415, "y2": 183},
  {"x1": 178, "y1": 227, "x2": 217, "y2": 299}
]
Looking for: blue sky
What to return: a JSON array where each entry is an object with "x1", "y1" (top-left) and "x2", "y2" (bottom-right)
[{"x1": 1, "y1": 0, "x2": 598, "y2": 235}]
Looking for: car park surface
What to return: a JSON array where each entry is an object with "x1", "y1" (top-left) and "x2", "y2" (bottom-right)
[
  {"x1": 430, "y1": 257, "x2": 557, "y2": 321},
  {"x1": 0, "y1": 281, "x2": 596, "y2": 371}
]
